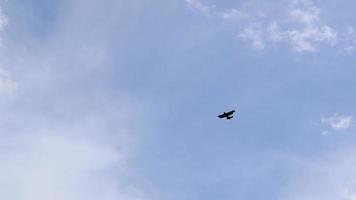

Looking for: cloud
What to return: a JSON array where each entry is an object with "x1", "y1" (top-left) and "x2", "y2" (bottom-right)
[
  {"x1": 286, "y1": 25, "x2": 338, "y2": 52},
  {"x1": 0, "y1": 7, "x2": 7, "y2": 31},
  {"x1": 0, "y1": 68, "x2": 18, "y2": 95},
  {"x1": 185, "y1": 0, "x2": 347, "y2": 53},
  {"x1": 0, "y1": 4, "x2": 7, "y2": 47},
  {"x1": 0, "y1": 0, "x2": 152, "y2": 199},
  {"x1": 0, "y1": 132, "x2": 142, "y2": 200},
  {"x1": 0, "y1": 5, "x2": 16, "y2": 96},
  {"x1": 344, "y1": 26, "x2": 356, "y2": 53},
  {"x1": 185, "y1": 0, "x2": 212, "y2": 16},
  {"x1": 343, "y1": 189, "x2": 356, "y2": 200},
  {"x1": 289, "y1": 0, "x2": 321, "y2": 25},
  {"x1": 283, "y1": 0, "x2": 338, "y2": 52},
  {"x1": 268, "y1": 22, "x2": 285, "y2": 42},
  {"x1": 280, "y1": 148, "x2": 356, "y2": 200},
  {"x1": 185, "y1": 0, "x2": 245, "y2": 20},
  {"x1": 239, "y1": 0, "x2": 338, "y2": 52},
  {"x1": 238, "y1": 23, "x2": 265, "y2": 50},
  {"x1": 321, "y1": 114, "x2": 352, "y2": 130},
  {"x1": 218, "y1": 8, "x2": 245, "y2": 20}
]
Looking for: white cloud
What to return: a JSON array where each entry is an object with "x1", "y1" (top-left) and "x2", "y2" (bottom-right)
[
  {"x1": 236, "y1": 0, "x2": 338, "y2": 52},
  {"x1": 185, "y1": 0, "x2": 348, "y2": 53},
  {"x1": 0, "y1": 4, "x2": 7, "y2": 48},
  {"x1": 321, "y1": 114, "x2": 352, "y2": 130},
  {"x1": 218, "y1": 8, "x2": 245, "y2": 20},
  {"x1": 344, "y1": 26, "x2": 356, "y2": 53},
  {"x1": 0, "y1": 6, "x2": 15, "y2": 95},
  {"x1": 185, "y1": 0, "x2": 245, "y2": 20},
  {"x1": 266, "y1": 0, "x2": 337, "y2": 52},
  {"x1": 0, "y1": 5, "x2": 7, "y2": 31},
  {"x1": 343, "y1": 189, "x2": 356, "y2": 200},
  {"x1": 0, "y1": 127, "x2": 145, "y2": 200},
  {"x1": 0, "y1": 0, "x2": 152, "y2": 199},
  {"x1": 238, "y1": 23, "x2": 265, "y2": 50},
  {"x1": 268, "y1": 22, "x2": 285, "y2": 42},
  {"x1": 240, "y1": 23, "x2": 338, "y2": 52},
  {"x1": 286, "y1": 25, "x2": 338, "y2": 52},
  {"x1": 289, "y1": 0, "x2": 320, "y2": 25},
  {"x1": 185, "y1": 0, "x2": 212, "y2": 16},
  {"x1": 0, "y1": 68, "x2": 18, "y2": 95},
  {"x1": 283, "y1": 0, "x2": 338, "y2": 52},
  {"x1": 280, "y1": 148, "x2": 356, "y2": 200}
]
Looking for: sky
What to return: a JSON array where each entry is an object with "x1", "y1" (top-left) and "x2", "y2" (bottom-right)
[{"x1": 1, "y1": 0, "x2": 356, "y2": 199}]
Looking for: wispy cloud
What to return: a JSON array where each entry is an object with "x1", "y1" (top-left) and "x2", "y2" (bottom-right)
[
  {"x1": 0, "y1": 133, "x2": 141, "y2": 200},
  {"x1": 238, "y1": 23, "x2": 265, "y2": 50},
  {"x1": 0, "y1": 4, "x2": 7, "y2": 48},
  {"x1": 185, "y1": 0, "x2": 245, "y2": 20},
  {"x1": 185, "y1": 0, "x2": 212, "y2": 16},
  {"x1": 289, "y1": 0, "x2": 321, "y2": 25},
  {"x1": 281, "y1": 148, "x2": 356, "y2": 200},
  {"x1": 0, "y1": 5, "x2": 7, "y2": 31},
  {"x1": 0, "y1": 5, "x2": 15, "y2": 96},
  {"x1": 0, "y1": 0, "x2": 151, "y2": 199},
  {"x1": 0, "y1": 68, "x2": 18, "y2": 95},
  {"x1": 185, "y1": 0, "x2": 351, "y2": 53},
  {"x1": 284, "y1": 0, "x2": 338, "y2": 52},
  {"x1": 286, "y1": 25, "x2": 337, "y2": 52},
  {"x1": 344, "y1": 26, "x2": 356, "y2": 53},
  {"x1": 343, "y1": 189, "x2": 356, "y2": 200},
  {"x1": 321, "y1": 114, "x2": 352, "y2": 131},
  {"x1": 218, "y1": 8, "x2": 245, "y2": 20},
  {"x1": 239, "y1": 0, "x2": 338, "y2": 52}
]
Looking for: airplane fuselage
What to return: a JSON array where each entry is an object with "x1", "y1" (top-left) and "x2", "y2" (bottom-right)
[{"x1": 218, "y1": 110, "x2": 235, "y2": 119}]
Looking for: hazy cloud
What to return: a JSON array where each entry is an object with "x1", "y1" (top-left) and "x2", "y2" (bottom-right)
[
  {"x1": 0, "y1": 68, "x2": 18, "y2": 95},
  {"x1": 239, "y1": 0, "x2": 338, "y2": 52},
  {"x1": 0, "y1": 6, "x2": 16, "y2": 95},
  {"x1": 0, "y1": 5, "x2": 7, "y2": 31},
  {"x1": 185, "y1": 0, "x2": 349, "y2": 53},
  {"x1": 238, "y1": 23, "x2": 265, "y2": 50},
  {"x1": 344, "y1": 26, "x2": 356, "y2": 53},
  {"x1": 218, "y1": 8, "x2": 245, "y2": 20},
  {"x1": 343, "y1": 189, "x2": 356, "y2": 200},
  {"x1": 185, "y1": 0, "x2": 245, "y2": 20},
  {"x1": 0, "y1": 0, "x2": 151, "y2": 199},
  {"x1": 321, "y1": 114, "x2": 352, "y2": 130},
  {"x1": 289, "y1": 0, "x2": 321, "y2": 25},
  {"x1": 268, "y1": 22, "x2": 285, "y2": 42},
  {"x1": 284, "y1": 0, "x2": 338, "y2": 52},
  {"x1": 281, "y1": 148, "x2": 356, "y2": 200},
  {"x1": 185, "y1": 0, "x2": 212, "y2": 16},
  {"x1": 286, "y1": 25, "x2": 337, "y2": 52},
  {"x1": 0, "y1": 133, "x2": 139, "y2": 200}
]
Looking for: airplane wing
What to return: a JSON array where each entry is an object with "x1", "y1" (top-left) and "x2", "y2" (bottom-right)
[
  {"x1": 218, "y1": 110, "x2": 236, "y2": 119},
  {"x1": 225, "y1": 110, "x2": 235, "y2": 116},
  {"x1": 218, "y1": 113, "x2": 226, "y2": 118}
]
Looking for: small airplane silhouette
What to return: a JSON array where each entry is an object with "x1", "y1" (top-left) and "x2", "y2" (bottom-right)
[{"x1": 218, "y1": 110, "x2": 235, "y2": 120}]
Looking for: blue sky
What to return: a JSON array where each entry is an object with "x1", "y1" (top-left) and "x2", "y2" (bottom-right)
[{"x1": 1, "y1": 0, "x2": 356, "y2": 200}]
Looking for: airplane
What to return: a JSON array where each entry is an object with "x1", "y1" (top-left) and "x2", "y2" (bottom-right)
[{"x1": 218, "y1": 110, "x2": 235, "y2": 120}]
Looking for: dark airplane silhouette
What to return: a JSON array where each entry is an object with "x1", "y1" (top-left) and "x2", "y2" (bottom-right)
[{"x1": 218, "y1": 110, "x2": 235, "y2": 120}]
